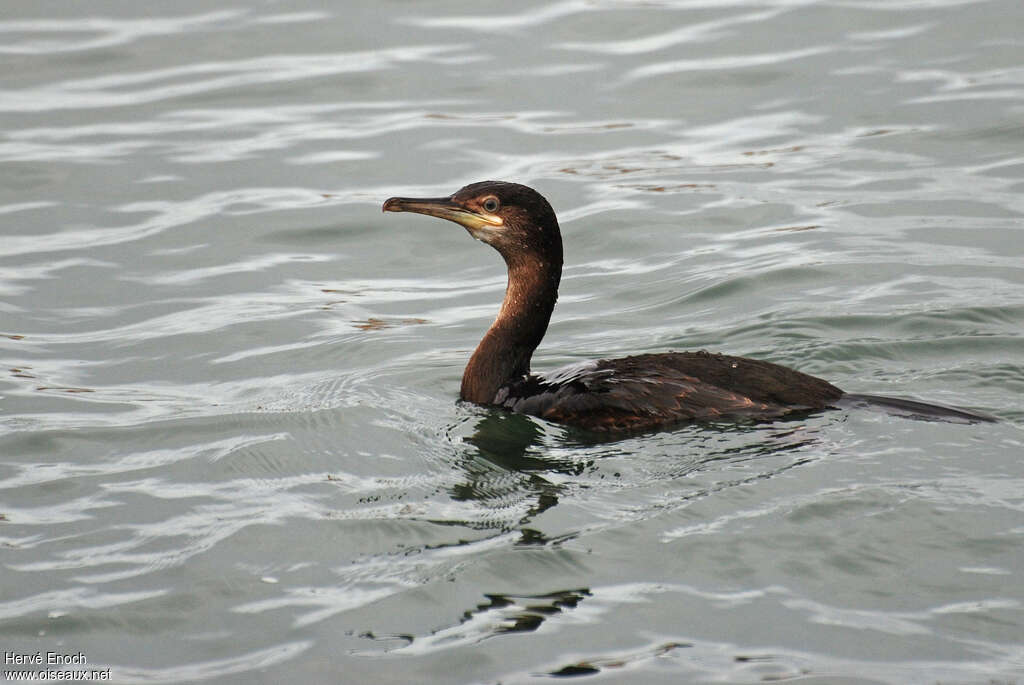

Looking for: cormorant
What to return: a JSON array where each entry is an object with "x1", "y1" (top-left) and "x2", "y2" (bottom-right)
[{"x1": 383, "y1": 181, "x2": 995, "y2": 432}]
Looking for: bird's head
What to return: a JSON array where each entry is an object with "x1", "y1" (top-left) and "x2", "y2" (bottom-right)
[{"x1": 383, "y1": 181, "x2": 562, "y2": 267}]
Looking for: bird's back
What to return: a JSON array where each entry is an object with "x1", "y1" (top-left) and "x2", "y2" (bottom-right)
[{"x1": 494, "y1": 351, "x2": 844, "y2": 432}]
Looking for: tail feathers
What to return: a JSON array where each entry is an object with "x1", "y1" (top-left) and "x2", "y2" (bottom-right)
[{"x1": 837, "y1": 393, "x2": 997, "y2": 424}]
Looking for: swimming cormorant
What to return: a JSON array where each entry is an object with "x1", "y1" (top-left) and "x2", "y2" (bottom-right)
[{"x1": 383, "y1": 181, "x2": 994, "y2": 431}]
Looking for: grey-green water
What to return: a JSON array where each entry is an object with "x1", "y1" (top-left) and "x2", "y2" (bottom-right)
[{"x1": 1, "y1": 1, "x2": 1023, "y2": 683}]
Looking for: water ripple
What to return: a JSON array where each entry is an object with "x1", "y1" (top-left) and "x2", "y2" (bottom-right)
[
  {"x1": 0, "y1": 46, "x2": 470, "y2": 112},
  {"x1": 624, "y1": 45, "x2": 833, "y2": 82},
  {"x1": 0, "y1": 11, "x2": 245, "y2": 55},
  {"x1": 560, "y1": 8, "x2": 790, "y2": 55}
]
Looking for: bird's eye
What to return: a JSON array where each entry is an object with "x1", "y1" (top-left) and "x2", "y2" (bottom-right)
[{"x1": 482, "y1": 197, "x2": 499, "y2": 213}]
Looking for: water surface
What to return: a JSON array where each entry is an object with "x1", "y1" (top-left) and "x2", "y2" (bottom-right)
[{"x1": 1, "y1": 1, "x2": 1023, "y2": 683}]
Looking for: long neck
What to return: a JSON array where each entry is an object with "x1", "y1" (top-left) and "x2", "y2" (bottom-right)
[{"x1": 461, "y1": 255, "x2": 561, "y2": 404}]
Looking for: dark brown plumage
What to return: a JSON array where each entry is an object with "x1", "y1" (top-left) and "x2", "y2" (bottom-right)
[
  {"x1": 383, "y1": 181, "x2": 994, "y2": 431},
  {"x1": 495, "y1": 352, "x2": 842, "y2": 432}
]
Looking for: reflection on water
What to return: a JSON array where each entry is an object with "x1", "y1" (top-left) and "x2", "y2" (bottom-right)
[
  {"x1": 359, "y1": 588, "x2": 593, "y2": 656},
  {"x1": 458, "y1": 413, "x2": 570, "y2": 538},
  {"x1": 1, "y1": 0, "x2": 1023, "y2": 683}
]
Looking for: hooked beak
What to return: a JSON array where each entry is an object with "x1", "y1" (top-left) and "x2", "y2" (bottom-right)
[{"x1": 382, "y1": 195, "x2": 503, "y2": 242}]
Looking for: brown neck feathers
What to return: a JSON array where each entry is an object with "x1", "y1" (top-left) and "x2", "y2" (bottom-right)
[{"x1": 460, "y1": 255, "x2": 561, "y2": 404}]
